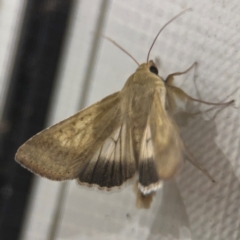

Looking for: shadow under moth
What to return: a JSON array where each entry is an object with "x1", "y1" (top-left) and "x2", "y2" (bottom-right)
[{"x1": 15, "y1": 9, "x2": 234, "y2": 208}]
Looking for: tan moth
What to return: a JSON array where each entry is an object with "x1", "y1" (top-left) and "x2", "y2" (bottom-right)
[{"x1": 15, "y1": 9, "x2": 233, "y2": 208}]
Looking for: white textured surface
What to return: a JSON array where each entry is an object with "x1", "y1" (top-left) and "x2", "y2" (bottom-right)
[{"x1": 21, "y1": 0, "x2": 240, "y2": 240}]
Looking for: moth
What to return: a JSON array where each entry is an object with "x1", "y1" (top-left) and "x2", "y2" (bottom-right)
[{"x1": 15, "y1": 9, "x2": 233, "y2": 208}]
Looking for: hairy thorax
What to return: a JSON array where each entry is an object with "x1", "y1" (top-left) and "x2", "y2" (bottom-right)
[{"x1": 120, "y1": 68, "x2": 166, "y2": 161}]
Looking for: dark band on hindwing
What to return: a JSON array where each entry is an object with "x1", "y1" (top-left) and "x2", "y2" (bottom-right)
[
  {"x1": 78, "y1": 157, "x2": 136, "y2": 188},
  {"x1": 138, "y1": 158, "x2": 160, "y2": 187}
]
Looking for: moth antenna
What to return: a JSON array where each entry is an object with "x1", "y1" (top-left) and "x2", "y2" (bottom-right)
[
  {"x1": 102, "y1": 35, "x2": 140, "y2": 66},
  {"x1": 146, "y1": 8, "x2": 192, "y2": 63}
]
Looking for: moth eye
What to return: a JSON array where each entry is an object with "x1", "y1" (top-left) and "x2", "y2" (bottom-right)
[{"x1": 149, "y1": 66, "x2": 158, "y2": 75}]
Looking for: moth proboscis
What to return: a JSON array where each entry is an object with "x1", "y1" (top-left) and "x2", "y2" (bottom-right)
[{"x1": 15, "y1": 8, "x2": 234, "y2": 209}]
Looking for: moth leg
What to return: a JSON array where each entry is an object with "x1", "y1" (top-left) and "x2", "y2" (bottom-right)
[
  {"x1": 165, "y1": 62, "x2": 197, "y2": 85},
  {"x1": 183, "y1": 142, "x2": 215, "y2": 183},
  {"x1": 166, "y1": 63, "x2": 234, "y2": 106},
  {"x1": 186, "y1": 100, "x2": 232, "y2": 119},
  {"x1": 168, "y1": 85, "x2": 234, "y2": 106}
]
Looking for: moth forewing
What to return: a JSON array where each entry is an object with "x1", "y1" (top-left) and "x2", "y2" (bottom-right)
[
  {"x1": 15, "y1": 92, "x2": 122, "y2": 181},
  {"x1": 150, "y1": 90, "x2": 184, "y2": 180}
]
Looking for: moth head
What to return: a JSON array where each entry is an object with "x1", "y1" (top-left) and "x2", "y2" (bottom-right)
[{"x1": 136, "y1": 60, "x2": 159, "y2": 76}]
